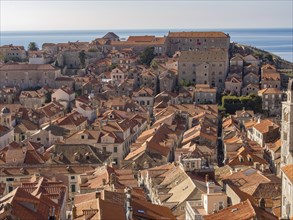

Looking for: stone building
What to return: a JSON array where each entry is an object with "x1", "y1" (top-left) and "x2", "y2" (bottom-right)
[
  {"x1": 138, "y1": 69, "x2": 158, "y2": 94},
  {"x1": 280, "y1": 80, "x2": 293, "y2": 220},
  {"x1": 258, "y1": 88, "x2": 284, "y2": 116},
  {"x1": 107, "y1": 36, "x2": 167, "y2": 55},
  {"x1": 243, "y1": 72, "x2": 259, "y2": 86},
  {"x1": 281, "y1": 78, "x2": 293, "y2": 167},
  {"x1": 0, "y1": 44, "x2": 27, "y2": 61},
  {"x1": 0, "y1": 87, "x2": 18, "y2": 104},
  {"x1": 0, "y1": 107, "x2": 14, "y2": 149},
  {"x1": 167, "y1": 31, "x2": 230, "y2": 55},
  {"x1": 19, "y1": 90, "x2": 46, "y2": 108},
  {"x1": 178, "y1": 49, "x2": 229, "y2": 92},
  {"x1": 159, "y1": 69, "x2": 176, "y2": 92},
  {"x1": 225, "y1": 74, "x2": 242, "y2": 96},
  {"x1": 241, "y1": 83, "x2": 259, "y2": 96},
  {"x1": 261, "y1": 72, "x2": 281, "y2": 89},
  {"x1": 193, "y1": 84, "x2": 216, "y2": 104},
  {"x1": 0, "y1": 63, "x2": 61, "y2": 89}
]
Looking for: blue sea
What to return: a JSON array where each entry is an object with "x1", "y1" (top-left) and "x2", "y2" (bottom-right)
[{"x1": 0, "y1": 28, "x2": 292, "y2": 62}]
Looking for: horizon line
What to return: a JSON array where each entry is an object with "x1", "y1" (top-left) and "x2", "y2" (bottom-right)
[{"x1": 1, "y1": 27, "x2": 292, "y2": 32}]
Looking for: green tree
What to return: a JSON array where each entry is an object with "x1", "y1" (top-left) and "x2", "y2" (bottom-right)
[
  {"x1": 111, "y1": 63, "x2": 118, "y2": 70},
  {"x1": 221, "y1": 94, "x2": 262, "y2": 114},
  {"x1": 54, "y1": 60, "x2": 59, "y2": 67},
  {"x1": 28, "y1": 42, "x2": 38, "y2": 51},
  {"x1": 150, "y1": 59, "x2": 158, "y2": 69},
  {"x1": 179, "y1": 79, "x2": 188, "y2": 87},
  {"x1": 265, "y1": 54, "x2": 273, "y2": 62},
  {"x1": 45, "y1": 92, "x2": 52, "y2": 103},
  {"x1": 140, "y1": 47, "x2": 155, "y2": 66},
  {"x1": 79, "y1": 50, "x2": 86, "y2": 68}
]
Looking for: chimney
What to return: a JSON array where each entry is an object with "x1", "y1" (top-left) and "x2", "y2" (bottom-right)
[
  {"x1": 268, "y1": 125, "x2": 274, "y2": 131},
  {"x1": 205, "y1": 174, "x2": 209, "y2": 183},
  {"x1": 207, "y1": 181, "x2": 215, "y2": 194},
  {"x1": 110, "y1": 173, "x2": 116, "y2": 185},
  {"x1": 72, "y1": 205, "x2": 77, "y2": 219},
  {"x1": 206, "y1": 127, "x2": 211, "y2": 134},
  {"x1": 125, "y1": 188, "x2": 133, "y2": 220},
  {"x1": 179, "y1": 153, "x2": 183, "y2": 164}
]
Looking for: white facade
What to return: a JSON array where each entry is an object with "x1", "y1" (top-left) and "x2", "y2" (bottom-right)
[
  {"x1": 52, "y1": 88, "x2": 75, "y2": 102},
  {"x1": 0, "y1": 129, "x2": 14, "y2": 150},
  {"x1": 282, "y1": 170, "x2": 293, "y2": 219},
  {"x1": 111, "y1": 67, "x2": 127, "y2": 84},
  {"x1": 281, "y1": 79, "x2": 293, "y2": 219},
  {"x1": 281, "y1": 79, "x2": 293, "y2": 166},
  {"x1": 29, "y1": 56, "x2": 51, "y2": 64}
]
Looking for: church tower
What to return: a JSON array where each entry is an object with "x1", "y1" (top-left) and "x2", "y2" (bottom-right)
[
  {"x1": 0, "y1": 106, "x2": 12, "y2": 129},
  {"x1": 281, "y1": 78, "x2": 293, "y2": 166}
]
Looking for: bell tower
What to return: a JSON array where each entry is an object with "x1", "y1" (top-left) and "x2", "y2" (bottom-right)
[
  {"x1": 0, "y1": 106, "x2": 12, "y2": 129},
  {"x1": 281, "y1": 78, "x2": 293, "y2": 166}
]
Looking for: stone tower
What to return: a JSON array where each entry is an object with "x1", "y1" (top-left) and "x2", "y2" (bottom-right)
[
  {"x1": 281, "y1": 78, "x2": 293, "y2": 166},
  {"x1": 0, "y1": 106, "x2": 12, "y2": 129}
]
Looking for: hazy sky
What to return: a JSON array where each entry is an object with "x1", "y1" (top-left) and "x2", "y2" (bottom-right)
[{"x1": 1, "y1": 0, "x2": 292, "y2": 31}]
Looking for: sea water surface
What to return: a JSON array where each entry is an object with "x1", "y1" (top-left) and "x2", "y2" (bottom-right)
[{"x1": 0, "y1": 28, "x2": 292, "y2": 62}]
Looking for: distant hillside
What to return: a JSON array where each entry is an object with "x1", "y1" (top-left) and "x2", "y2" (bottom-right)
[{"x1": 231, "y1": 43, "x2": 293, "y2": 70}]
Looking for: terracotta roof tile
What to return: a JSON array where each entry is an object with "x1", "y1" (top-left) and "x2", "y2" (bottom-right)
[
  {"x1": 204, "y1": 199, "x2": 278, "y2": 220},
  {"x1": 281, "y1": 164, "x2": 293, "y2": 183},
  {"x1": 168, "y1": 31, "x2": 228, "y2": 38}
]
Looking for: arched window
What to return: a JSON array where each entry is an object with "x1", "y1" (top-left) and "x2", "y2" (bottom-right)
[{"x1": 259, "y1": 198, "x2": 265, "y2": 209}]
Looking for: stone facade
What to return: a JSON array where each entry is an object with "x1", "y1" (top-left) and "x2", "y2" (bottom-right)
[
  {"x1": 193, "y1": 84, "x2": 216, "y2": 104},
  {"x1": 225, "y1": 74, "x2": 242, "y2": 96},
  {"x1": 0, "y1": 45, "x2": 27, "y2": 61},
  {"x1": 281, "y1": 79, "x2": 293, "y2": 167},
  {"x1": 167, "y1": 32, "x2": 230, "y2": 55},
  {"x1": 0, "y1": 64, "x2": 61, "y2": 89},
  {"x1": 258, "y1": 88, "x2": 284, "y2": 117},
  {"x1": 178, "y1": 50, "x2": 229, "y2": 92}
]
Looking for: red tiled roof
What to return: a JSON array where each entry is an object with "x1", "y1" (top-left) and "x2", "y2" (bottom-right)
[{"x1": 168, "y1": 31, "x2": 228, "y2": 38}]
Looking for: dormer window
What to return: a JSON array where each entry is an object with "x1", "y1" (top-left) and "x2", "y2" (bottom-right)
[
  {"x1": 81, "y1": 135, "x2": 85, "y2": 139},
  {"x1": 239, "y1": 156, "x2": 244, "y2": 163},
  {"x1": 74, "y1": 152, "x2": 80, "y2": 161},
  {"x1": 85, "y1": 152, "x2": 91, "y2": 160},
  {"x1": 247, "y1": 155, "x2": 253, "y2": 162}
]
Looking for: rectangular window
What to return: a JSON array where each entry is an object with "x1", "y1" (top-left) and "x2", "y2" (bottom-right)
[
  {"x1": 114, "y1": 147, "x2": 117, "y2": 153},
  {"x1": 71, "y1": 176, "x2": 75, "y2": 180},
  {"x1": 71, "y1": 184, "x2": 76, "y2": 193}
]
